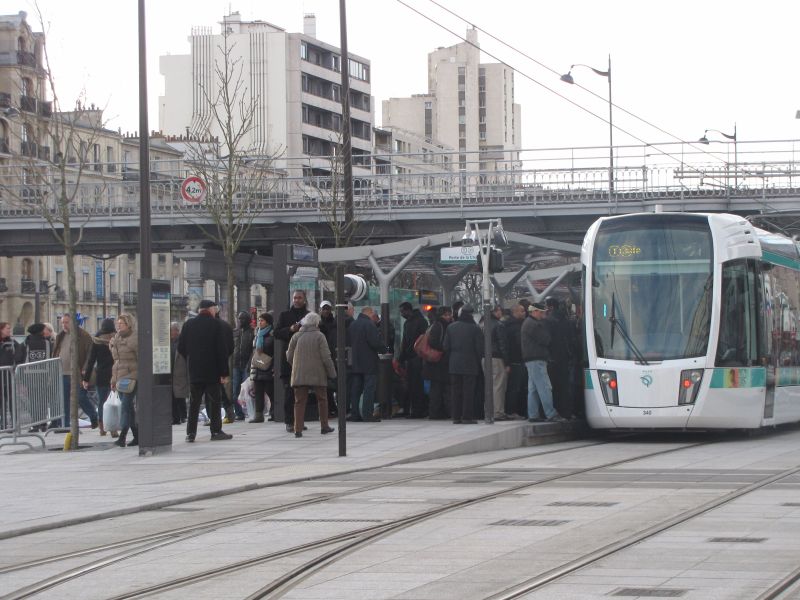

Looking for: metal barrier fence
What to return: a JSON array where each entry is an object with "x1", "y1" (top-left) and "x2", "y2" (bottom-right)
[
  {"x1": 0, "y1": 358, "x2": 63, "y2": 451},
  {"x1": 0, "y1": 365, "x2": 13, "y2": 434}
]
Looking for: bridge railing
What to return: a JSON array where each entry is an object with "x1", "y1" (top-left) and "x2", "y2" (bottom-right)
[{"x1": 2, "y1": 145, "x2": 800, "y2": 218}]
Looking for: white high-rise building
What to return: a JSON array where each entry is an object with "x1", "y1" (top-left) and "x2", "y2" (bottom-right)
[
  {"x1": 382, "y1": 29, "x2": 521, "y2": 178},
  {"x1": 159, "y1": 12, "x2": 373, "y2": 177}
]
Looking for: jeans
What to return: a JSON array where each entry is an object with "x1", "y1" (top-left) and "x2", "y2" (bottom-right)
[
  {"x1": 61, "y1": 375, "x2": 97, "y2": 425},
  {"x1": 349, "y1": 372, "x2": 377, "y2": 420},
  {"x1": 119, "y1": 390, "x2": 137, "y2": 431},
  {"x1": 231, "y1": 368, "x2": 248, "y2": 418},
  {"x1": 525, "y1": 360, "x2": 557, "y2": 420}
]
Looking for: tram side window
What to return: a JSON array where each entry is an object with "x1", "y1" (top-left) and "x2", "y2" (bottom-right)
[
  {"x1": 761, "y1": 264, "x2": 800, "y2": 368},
  {"x1": 716, "y1": 260, "x2": 758, "y2": 367}
]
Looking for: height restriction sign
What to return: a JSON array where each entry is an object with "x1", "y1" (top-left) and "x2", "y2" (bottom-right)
[{"x1": 181, "y1": 176, "x2": 207, "y2": 203}]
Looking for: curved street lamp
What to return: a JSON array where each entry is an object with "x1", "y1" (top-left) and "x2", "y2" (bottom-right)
[
  {"x1": 699, "y1": 124, "x2": 737, "y2": 189},
  {"x1": 560, "y1": 55, "x2": 614, "y2": 197}
]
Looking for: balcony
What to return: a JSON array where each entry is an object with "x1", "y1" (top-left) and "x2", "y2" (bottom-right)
[
  {"x1": 82, "y1": 290, "x2": 93, "y2": 302},
  {"x1": 21, "y1": 278, "x2": 35, "y2": 294},
  {"x1": 37, "y1": 146, "x2": 50, "y2": 161},
  {"x1": 38, "y1": 101, "x2": 52, "y2": 118},
  {"x1": 109, "y1": 292, "x2": 120, "y2": 304},
  {"x1": 55, "y1": 289, "x2": 66, "y2": 302},
  {"x1": 123, "y1": 292, "x2": 137, "y2": 305},
  {"x1": 0, "y1": 277, "x2": 7, "y2": 293},
  {"x1": 16, "y1": 51, "x2": 36, "y2": 68},
  {"x1": 20, "y1": 95, "x2": 36, "y2": 113},
  {"x1": 38, "y1": 280, "x2": 49, "y2": 293},
  {"x1": 0, "y1": 92, "x2": 10, "y2": 108},
  {"x1": 0, "y1": 138, "x2": 8, "y2": 154}
]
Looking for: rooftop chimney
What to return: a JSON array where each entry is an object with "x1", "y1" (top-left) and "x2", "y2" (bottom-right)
[{"x1": 303, "y1": 13, "x2": 316, "y2": 38}]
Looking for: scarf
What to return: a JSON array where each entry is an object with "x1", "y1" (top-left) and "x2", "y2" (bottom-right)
[{"x1": 255, "y1": 325, "x2": 272, "y2": 351}]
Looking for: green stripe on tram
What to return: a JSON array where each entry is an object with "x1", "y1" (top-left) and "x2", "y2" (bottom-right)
[
  {"x1": 709, "y1": 367, "x2": 767, "y2": 388},
  {"x1": 584, "y1": 370, "x2": 594, "y2": 389},
  {"x1": 762, "y1": 250, "x2": 800, "y2": 271}
]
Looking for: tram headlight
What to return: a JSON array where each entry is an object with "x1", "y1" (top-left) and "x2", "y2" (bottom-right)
[
  {"x1": 598, "y1": 370, "x2": 619, "y2": 406},
  {"x1": 678, "y1": 369, "x2": 704, "y2": 405}
]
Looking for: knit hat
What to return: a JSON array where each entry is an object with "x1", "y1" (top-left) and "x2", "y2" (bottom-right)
[
  {"x1": 98, "y1": 318, "x2": 116, "y2": 335},
  {"x1": 27, "y1": 323, "x2": 45, "y2": 335}
]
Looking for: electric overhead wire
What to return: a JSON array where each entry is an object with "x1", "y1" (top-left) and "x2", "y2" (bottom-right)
[{"x1": 393, "y1": 0, "x2": 760, "y2": 197}]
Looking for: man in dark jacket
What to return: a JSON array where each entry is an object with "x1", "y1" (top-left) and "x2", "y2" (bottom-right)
[
  {"x1": 178, "y1": 300, "x2": 232, "y2": 442},
  {"x1": 275, "y1": 290, "x2": 310, "y2": 432},
  {"x1": 443, "y1": 305, "x2": 483, "y2": 424},
  {"x1": 503, "y1": 304, "x2": 528, "y2": 418},
  {"x1": 486, "y1": 305, "x2": 511, "y2": 420},
  {"x1": 318, "y1": 301, "x2": 337, "y2": 356},
  {"x1": 545, "y1": 297, "x2": 576, "y2": 419},
  {"x1": 521, "y1": 302, "x2": 565, "y2": 423},
  {"x1": 53, "y1": 314, "x2": 97, "y2": 429},
  {"x1": 423, "y1": 306, "x2": 452, "y2": 419},
  {"x1": 213, "y1": 308, "x2": 236, "y2": 423},
  {"x1": 232, "y1": 312, "x2": 254, "y2": 421},
  {"x1": 348, "y1": 306, "x2": 384, "y2": 421},
  {"x1": 398, "y1": 302, "x2": 428, "y2": 418}
]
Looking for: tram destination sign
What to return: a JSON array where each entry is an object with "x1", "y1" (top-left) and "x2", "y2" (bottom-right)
[{"x1": 440, "y1": 246, "x2": 479, "y2": 265}]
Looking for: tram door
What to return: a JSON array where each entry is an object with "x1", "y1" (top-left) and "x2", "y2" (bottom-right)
[{"x1": 758, "y1": 264, "x2": 778, "y2": 419}]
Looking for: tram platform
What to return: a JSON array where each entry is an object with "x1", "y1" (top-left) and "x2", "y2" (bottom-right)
[{"x1": 0, "y1": 417, "x2": 583, "y2": 539}]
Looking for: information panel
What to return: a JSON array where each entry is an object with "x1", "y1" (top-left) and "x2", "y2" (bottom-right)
[{"x1": 152, "y1": 288, "x2": 171, "y2": 375}]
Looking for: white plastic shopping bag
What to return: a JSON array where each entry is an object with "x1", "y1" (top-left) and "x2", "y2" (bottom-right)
[{"x1": 103, "y1": 390, "x2": 122, "y2": 431}]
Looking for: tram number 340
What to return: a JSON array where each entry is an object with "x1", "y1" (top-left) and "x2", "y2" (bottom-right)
[{"x1": 642, "y1": 410, "x2": 652, "y2": 416}]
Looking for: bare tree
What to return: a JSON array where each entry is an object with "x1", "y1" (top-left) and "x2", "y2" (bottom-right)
[
  {"x1": 295, "y1": 149, "x2": 367, "y2": 280},
  {"x1": 454, "y1": 271, "x2": 484, "y2": 309},
  {"x1": 176, "y1": 26, "x2": 281, "y2": 324},
  {"x1": 0, "y1": 9, "x2": 108, "y2": 449}
]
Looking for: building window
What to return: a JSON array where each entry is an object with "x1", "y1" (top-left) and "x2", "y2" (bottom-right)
[{"x1": 300, "y1": 41, "x2": 307, "y2": 60}]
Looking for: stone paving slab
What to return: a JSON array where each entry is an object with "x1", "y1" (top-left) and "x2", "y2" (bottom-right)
[{"x1": 0, "y1": 418, "x2": 577, "y2": 538}]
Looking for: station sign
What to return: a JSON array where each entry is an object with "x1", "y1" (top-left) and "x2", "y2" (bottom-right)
[{"x1": 440, "y1": 246, "x2": 479, "y2": 265}]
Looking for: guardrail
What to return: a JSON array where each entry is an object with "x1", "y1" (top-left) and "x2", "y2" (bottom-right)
[{"x1": 0, "y1": 358, "x2": 64, "y2": 451}]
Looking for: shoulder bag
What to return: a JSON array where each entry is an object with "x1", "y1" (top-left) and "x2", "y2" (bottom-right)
[{"x1": 413, "y1": 329, "x2": 443, "y2": 363}]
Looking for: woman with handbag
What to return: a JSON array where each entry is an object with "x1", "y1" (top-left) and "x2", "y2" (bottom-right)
[
  {"x1": 249, "y1": 313, "x2": 274, "y2": 423},
  {"x1": 110, "y1": 314, "x2": 138, "y2": 447},
  {"x1": 286, "y1": 312, "x2": 337, "y2": 438}
]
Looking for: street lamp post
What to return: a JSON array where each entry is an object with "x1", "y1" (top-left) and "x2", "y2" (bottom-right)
[
  {"x1": 698, "y1": 124, "x2": 738, "y2": 189},
  {"x1": 560, "y1": 55, "x2": 614, "y2": 198},
  {"x1": 463, "y1": 218, "x2": 507, "y2": 425}
]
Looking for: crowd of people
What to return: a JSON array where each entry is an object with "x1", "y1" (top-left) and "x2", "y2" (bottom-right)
[{"x1": 0, "y1": 291, "x2": 582, "y2": 445}]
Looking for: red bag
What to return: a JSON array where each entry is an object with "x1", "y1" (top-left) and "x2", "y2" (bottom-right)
[{"x1": 414, "y1": 330, "x2": 443, "y2": 363}]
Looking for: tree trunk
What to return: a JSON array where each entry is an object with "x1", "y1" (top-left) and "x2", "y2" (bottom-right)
[{"x1": 64, "y1": 227, "x2": 80, "y2": 450}]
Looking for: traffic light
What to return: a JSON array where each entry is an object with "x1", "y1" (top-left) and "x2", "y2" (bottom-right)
[{"x1": 477, "y1": 247, "x2": 504, "y2": 273}]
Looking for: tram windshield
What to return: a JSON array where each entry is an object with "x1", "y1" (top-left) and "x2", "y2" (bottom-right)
[{"x1": 591, "y1": 215, "x2": 714, "y2": 361}]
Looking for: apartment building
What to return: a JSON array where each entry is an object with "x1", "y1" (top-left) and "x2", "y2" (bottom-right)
[
  {"x1": 159, "y1": 12, "x2": 374, "y2": 179},
  {"x1": 373, "y1": 126, "x2": 454, "y2": 200},
  {"x1": 382, "y1": 28, "x2": 521, "y2": 181}
]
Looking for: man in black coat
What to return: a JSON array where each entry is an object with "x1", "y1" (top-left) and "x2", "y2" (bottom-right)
[
  {"x1": 545, "y1": 297, "x2": 576, "y2": 419},
  {"x1": 423, "y1": 306, "x2": 452, "y2": 419},
  {"x1": 232, "y1": 312, "x2": 254, "y2": 421},
  {"x1": 443, "y1": 305, "x2": 483, "y2": 424},
  {"x1": 178, "y1": 300, "x2": 232, "y2": 442},
  {"x1": 503, "y1": 304, "x2": 528, "y2": 418},
  {"x1": 398, "y1": 302, "x2": 428, "y2": 418},
  {"x1": 275, "y1": 290, "x2": 310, "y2": 432},
  {"x1": 348, "y1": 306, "x2": 385, "y2": 421}
]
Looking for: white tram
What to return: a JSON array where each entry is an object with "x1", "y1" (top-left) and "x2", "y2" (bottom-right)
[{"x1": 582, "y1": 212, "x2": 800, "y2": 429}]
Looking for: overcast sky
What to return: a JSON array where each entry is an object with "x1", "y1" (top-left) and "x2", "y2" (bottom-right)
[{"x1": 8, "y1": 0, "x2": 800, "y2": 165}]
